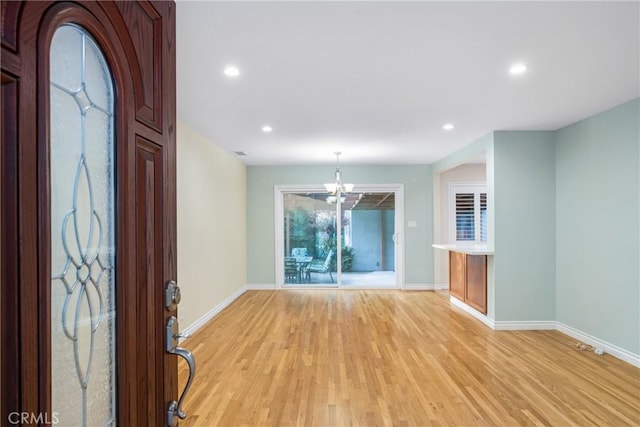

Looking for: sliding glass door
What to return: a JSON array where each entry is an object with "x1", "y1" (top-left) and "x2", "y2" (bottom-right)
[
  {"x1": 342, "y1": 191, "x2": 396, "y2": 286},
  {"x1": 283, "y1": 192, "x2": 337, "y2": 286},
  {"x1": 276, "y1": 185, "x2": 403, "y2": 288}
]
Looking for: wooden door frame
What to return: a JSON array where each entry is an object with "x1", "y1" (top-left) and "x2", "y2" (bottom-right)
[
  {"x1": 1, "y1": 53, "x2": 22, "y2": 424},
  {"x1": 1, "y1": 1, "x2": 177, "y2": 423}
]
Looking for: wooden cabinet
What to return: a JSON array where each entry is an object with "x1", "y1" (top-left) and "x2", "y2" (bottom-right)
[
  {"x1": 449, "y1": 251, "x2": 487, "y2": 314},
  {"x1": 465, "y1": 254, "x2": 487, "y2": 313},
  {"x1": 449, "y1": 251, "x2": 466, "y2": 301}
]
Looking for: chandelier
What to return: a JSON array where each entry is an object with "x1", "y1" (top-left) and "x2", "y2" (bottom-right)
[{"x1": 324, "y1": 152, "x2": 353, "y2": 204}]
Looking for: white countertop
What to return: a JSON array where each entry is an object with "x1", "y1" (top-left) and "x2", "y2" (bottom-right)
[{"x1": 432, "y1": 243, "x2": 494, "y2": 255}]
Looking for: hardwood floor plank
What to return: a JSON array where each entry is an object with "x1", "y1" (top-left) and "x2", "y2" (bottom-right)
[{"x1": 179, "y1": 290, "x2": 640, "y2": 426}]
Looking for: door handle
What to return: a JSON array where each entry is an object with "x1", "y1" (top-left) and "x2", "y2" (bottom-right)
[{"x1": 166, "y1": 316, "x2": 196, "y2": 426}]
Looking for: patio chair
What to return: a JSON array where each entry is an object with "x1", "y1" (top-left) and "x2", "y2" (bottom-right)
[
  {"x1": 304, "y1": 249, "x2": 334, "y2": 283},
  {"x1": 284, "y1": 257, "x2": 298, "y2": 283}
]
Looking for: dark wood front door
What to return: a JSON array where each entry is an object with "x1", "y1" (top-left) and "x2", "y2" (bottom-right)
[{"x1": 1, "y1": 1, "x2": 181, "y2": 425}]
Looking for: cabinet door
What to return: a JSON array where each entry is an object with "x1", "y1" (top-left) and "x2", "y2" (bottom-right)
[
  {"x1": 465, "y1": 255, "x2": 487, "y2": 314},
  {"x1": 449, "y1": 251, "x2": 466, "y2": 301}
]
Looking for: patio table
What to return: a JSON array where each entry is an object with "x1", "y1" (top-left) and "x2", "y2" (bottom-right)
[{"x1": 295, "y1": 256, "x2": 313, "y2": 282}]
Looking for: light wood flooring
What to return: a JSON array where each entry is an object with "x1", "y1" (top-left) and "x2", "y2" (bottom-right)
[{"x1": 178, "y1": 290, "x2": 640, "y2": 426}]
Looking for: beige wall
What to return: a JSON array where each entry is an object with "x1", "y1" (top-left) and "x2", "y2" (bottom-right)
[
  {"x1": 177, "y1": 120, "x2": 247, "y2": 331},
  {"x1": 433, "y1": 163, "x2": 486, "y2": 285}
]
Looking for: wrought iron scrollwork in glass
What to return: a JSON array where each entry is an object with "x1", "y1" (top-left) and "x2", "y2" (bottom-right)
[
  {"x1": 50, "y1": 24, "x2": 116, "y2": 427},
  {"x1": 53, "y1": 151, "x2": 110, "y2": 388}
]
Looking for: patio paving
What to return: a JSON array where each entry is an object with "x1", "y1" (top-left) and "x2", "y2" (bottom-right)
[{"x1": 285, "y1": 270, "x2": 396, "y2": 287}]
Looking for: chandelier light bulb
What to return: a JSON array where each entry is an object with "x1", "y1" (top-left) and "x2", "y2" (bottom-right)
[{"x1": 324, "y1": 152, "x2": 353, "y2": 202}]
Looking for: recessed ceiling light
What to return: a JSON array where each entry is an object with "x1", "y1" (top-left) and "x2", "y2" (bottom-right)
[
  {"x1": 443, "y1": 123, "x2": 455, "y2": 131},
  {"x1": 262, "y1": 125, "x2": 272, "y2": 133},
  {"x1": 509, "y1": 63, "x2": 527, "y2": 75},
  {"x1": 224, "y1": 66, "x2": 240, "y2": 77}
]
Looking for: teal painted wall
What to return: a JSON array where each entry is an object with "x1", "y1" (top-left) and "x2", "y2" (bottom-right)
[
  {"x1": 556, "y1": 98, "x2": 639, "y2": 354},
  {"x1": 432, "y1": 133, "x2": 493, "y2": 173},
  {"x1": 433, "y1": 99, "x2": 638, "y2": 356},
  {"x1": 247, "y1": 165, "x2": 432, "y2": 285},
  {"x1": 493, "y1": 131, "x2": 556, "y2": 321}
]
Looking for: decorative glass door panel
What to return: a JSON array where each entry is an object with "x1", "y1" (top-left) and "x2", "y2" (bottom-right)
[{"x1": 50, "y1": 25, "x2": 116, "y2": 426}]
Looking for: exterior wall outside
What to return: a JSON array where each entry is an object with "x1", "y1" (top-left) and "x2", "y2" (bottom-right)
[
  {"x1": 384, "y1": 210, "x2": 395, "y2": 271},
  {"x1": 555, "y1": 98, "x2": 639, "y2": 355},
  {"x1": 351, "y1": 210, "x2": 383, "y2": 272},
  {"x1": 177, "y1": 120, "x2": 247, "y2": 330},
  {"x1": 350, "y1": 210, "x2": 395, "y2": 272}
]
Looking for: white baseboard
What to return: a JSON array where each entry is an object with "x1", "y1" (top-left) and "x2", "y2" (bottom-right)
[
  {"x1": 449, "y1": 296, "x2": 495, "y2": 329},
  {"x1": 556, "y1": 322, "x2": 640, "y2": 368},
  {"x1": 245, "y1": 283, "x2": 277, "y2": 290},
  {"x1": 404, "y1": 283, "x2": 449, "y2": 291},
  {"x1": 491, "y1": 321, "x2": 639, "y2": 367},
  {"x1": 340, "y1": 285, "x2": 401, "y2": 290},
  {"x1": 181, "y1": 286, "x2": 248, "y2": 339},
  {"x1": 493, "y1": 320, "x2": 556, "y2": 331},
  {"x1": 449, "y1": 297, "x2": 639, "y2": 367},
  {"x1": 254, "y1": 283, "x2": 451, "y2": 291}
]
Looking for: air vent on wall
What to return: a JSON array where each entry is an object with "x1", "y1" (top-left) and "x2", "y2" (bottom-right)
[{"x1": 233, "y1": 151, "x2": 247, "y2": 156}]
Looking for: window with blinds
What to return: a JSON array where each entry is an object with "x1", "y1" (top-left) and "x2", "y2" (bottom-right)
[
  {"x1": 450, "y1": 184, "x2": 487, "y2": 243},
  {"x1": 455, "y1": 193, "x2": 475, "y2": 241},
  {"x1": 480, "y1": 192, "x2": 487, "y2": 241}
]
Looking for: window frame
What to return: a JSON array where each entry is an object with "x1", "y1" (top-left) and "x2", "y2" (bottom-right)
[
  {"x1": 448, "y1": 182, "x2": 487, "y2": 244},
  {"x1": 274, "y1": 184, "x2": 405, "y2": 288}
]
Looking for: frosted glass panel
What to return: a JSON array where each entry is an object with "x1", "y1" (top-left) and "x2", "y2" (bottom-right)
[
  {"x1": 85, "y1": 38, "x2": 111, "y2": 111},
  {"x1": 50, "y1": 25, "x2": 116, "y2": 427},
  {"x1": 50, "y1": 26, "x2": 82, "y2": 92}
]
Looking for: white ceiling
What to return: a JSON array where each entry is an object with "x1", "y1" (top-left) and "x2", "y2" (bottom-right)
[{"x1": 176, "y1": 1, "x2": 639, "y2": 166}]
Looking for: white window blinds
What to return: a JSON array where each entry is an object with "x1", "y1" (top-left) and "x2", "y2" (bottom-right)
[
  {"x1": 450, "y1": 184, "x2": 487, "y2": 243},
  {"x1": 480, "y1": 192, "x2": 487, "y2": 241},
  {"x1": 455, "y1": 193, "x2": 475, "y2": 241}
]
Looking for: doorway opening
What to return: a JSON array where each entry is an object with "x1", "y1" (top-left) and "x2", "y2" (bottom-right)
[{"x1": 275, "y1": 184, "x2": 404, "y2": 288}]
